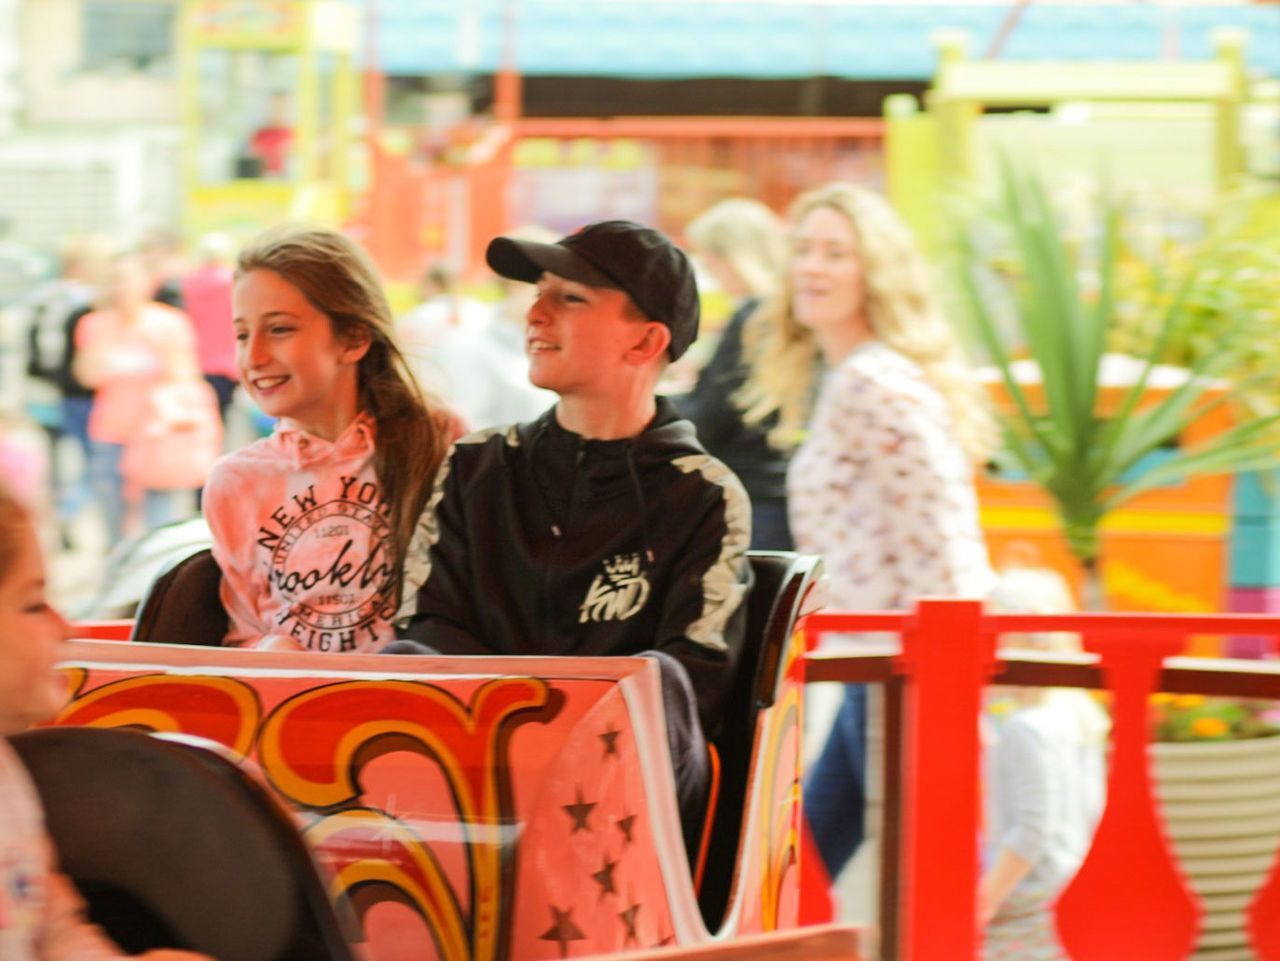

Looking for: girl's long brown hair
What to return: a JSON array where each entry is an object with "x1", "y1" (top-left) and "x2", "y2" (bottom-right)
[{"x1": 236, "y1": 227, "x2": 449, "y2": 603}]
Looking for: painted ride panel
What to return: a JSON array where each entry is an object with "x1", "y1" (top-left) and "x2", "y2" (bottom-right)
[{"x1": 48, "y1": 639, "x2": 805, "y2": 961}]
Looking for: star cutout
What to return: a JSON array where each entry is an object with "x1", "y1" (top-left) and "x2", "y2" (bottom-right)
[
  {"x1": 591, "y1": 856, "x2": 618, "y2": 900},
  {"x1": 652, "y1": 923, "x2": 675, "y2": 948},
  {"x1": 600, "y1": 728, "x2": 621, "y2": 757},
  {"x1": 563, "y1": 787, "x2": 596, "y2": 834},
  {"x1": 617, "y1": 812, "x2": 636, "y2": 846},
  {"x1": 539, "y1": 905, "x2": 586, "y2": 958},
  {"x1": 619, "y1": 901, "x2": 641, "y2": 945}
]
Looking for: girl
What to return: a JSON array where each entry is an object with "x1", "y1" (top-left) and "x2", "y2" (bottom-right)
[
  {"x1": 741, "y1": 182, "x2": 999, "y2": 883},
  {"x1": 203, "y1": 227, "x2": 457, "y2": 652},
  {"x1": 0, "y1": 482, "x2": 208, "y2": 961},
  {"x1": 982, "y1": 565, "x2": 1109, "y2": 960}
]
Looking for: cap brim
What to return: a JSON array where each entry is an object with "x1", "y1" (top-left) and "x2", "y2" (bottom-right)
[{"x1": 485, "y1": 236, "x2": 617, "y2": 288}]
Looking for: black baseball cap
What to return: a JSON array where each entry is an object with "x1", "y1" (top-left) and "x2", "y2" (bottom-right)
[{"x1": 485, "y1": 220, "x2": 700, "y2": 361}]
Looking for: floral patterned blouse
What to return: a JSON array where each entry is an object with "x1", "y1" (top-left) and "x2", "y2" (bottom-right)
[{"x1": 788, "y1": 340, "x2": 995, "y2": 625}]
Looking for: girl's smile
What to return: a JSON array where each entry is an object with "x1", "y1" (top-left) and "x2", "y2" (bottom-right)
[{"x1": 233, "y1": 268, "x2": 369, "y2": 441}]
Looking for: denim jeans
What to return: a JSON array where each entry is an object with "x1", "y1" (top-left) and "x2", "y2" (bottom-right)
[
  {"x1": 749, "y1": 498, "x2": 794, "y2": 551},
  {"x1": 804, "y1": 683, "x2": 867, "y2": 879},
  {"x1": 55, "y1": 396, "x2": 94, "y2": 520},
  {"x1": 88, "y1": 439, "x2": 126, "y2": 544}
]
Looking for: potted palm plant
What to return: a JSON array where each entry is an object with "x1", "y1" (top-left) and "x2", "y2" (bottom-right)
[
  {"x1": 950, "y1": 163, "x2": 1280, "y2": 609},
  {"x1": 954, "y1": 164, "x2": 1280, "y2": 959}
]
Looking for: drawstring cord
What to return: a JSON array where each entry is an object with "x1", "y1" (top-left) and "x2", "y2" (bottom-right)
[
  {"x1": 527, "y1": 421, "x2": 565, "y2": 538},
  {"x1": 527, "y1": 417, "x2": 654, "y2": 566},
  {"x1": 623, "y1": 442, "x2": 655, "y2": 565}
]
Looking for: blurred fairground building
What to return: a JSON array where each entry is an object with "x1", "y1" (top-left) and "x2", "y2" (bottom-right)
[
  {"x1": 0, "y1": 0, "x2": 1275, "y2": 296},
  {"x1": 2, "y1": 0, "x2": 1280, "y2": 618}
]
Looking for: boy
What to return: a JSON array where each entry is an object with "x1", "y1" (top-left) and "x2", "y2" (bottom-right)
[{"x1": 394, "y1": 221, "x2": 754, "y2": 850}]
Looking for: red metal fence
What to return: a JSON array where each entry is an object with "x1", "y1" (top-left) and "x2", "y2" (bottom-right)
[{"x1": 804, "y1": 603, "x2": 1280, "y2": 961}]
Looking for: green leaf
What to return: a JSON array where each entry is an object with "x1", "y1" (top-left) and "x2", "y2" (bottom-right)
[
  {"x1": 953, "y1": 222, "x2": 1061, "y2": 460},
  {"x1": 1094, "y1": 266, "x2": 1200, "y2": 469},
  {"x1": 1108, "y1": 415, "x2": 1280, "y2": 506}
]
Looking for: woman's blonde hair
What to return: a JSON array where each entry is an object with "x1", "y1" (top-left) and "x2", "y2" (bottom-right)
[
  {"x1": 685, "y1": 198, "x2": 785, "y2": 299},
  {"x1": 736, "y1": 182, "x2": 998, "y2": 462},
  {"x1": 236, "y1": 227, "x2": 449, "y2": 601}
]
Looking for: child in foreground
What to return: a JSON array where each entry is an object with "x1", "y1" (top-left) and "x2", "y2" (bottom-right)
[{"x1": 0, "y1": 482, "x2": 210, "y2": 961}]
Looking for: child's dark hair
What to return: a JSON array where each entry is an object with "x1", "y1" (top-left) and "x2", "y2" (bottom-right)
[{"x1": 235, "y1": 227, "x2": 449, "y2": 601}]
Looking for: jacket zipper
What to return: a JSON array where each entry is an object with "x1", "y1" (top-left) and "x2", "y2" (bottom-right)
[{"x1": 541, "y1": 438, "x2": 586, "y2": 633}]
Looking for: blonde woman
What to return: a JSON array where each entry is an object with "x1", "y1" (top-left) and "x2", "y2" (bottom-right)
[
  {"x1": 742, "y1": 182, "x2": 999, "y2": 880},
  {"x1": 676, "y1": 198, "x2": 795, "y2": 547}
]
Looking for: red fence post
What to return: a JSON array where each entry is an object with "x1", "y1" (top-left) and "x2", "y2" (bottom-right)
[
  {"x1": 1055, "y1": 631, "x2": 1199, "y2": 961},
  {"x1": 897, "y1": 598, "x2": 994, "y2": 961}
]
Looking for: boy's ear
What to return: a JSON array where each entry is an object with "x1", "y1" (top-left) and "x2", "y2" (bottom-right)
[
  {"x1": 340, "y1": 327, "x2": 373, "y2": 364},
  {"x1": 627, "y1": 322, "x2": 671, "y2": 366}
]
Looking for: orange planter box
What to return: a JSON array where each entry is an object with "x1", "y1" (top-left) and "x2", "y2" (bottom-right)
[{"x1": 978, "y1": 375, "x2": 1235, "y2": 654}]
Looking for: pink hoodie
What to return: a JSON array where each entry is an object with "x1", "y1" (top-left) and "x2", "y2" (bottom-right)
[{"x1": 204, "y1": 414, "x2": 399, "y2": 652}]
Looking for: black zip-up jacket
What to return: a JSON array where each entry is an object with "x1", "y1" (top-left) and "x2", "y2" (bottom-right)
[{"x1": 396, "y1": 397, "x2": 753, "y2": 737}]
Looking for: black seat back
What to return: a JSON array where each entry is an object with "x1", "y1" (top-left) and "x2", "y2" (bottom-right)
[
  {"x1": 700, "y1": 550, "x2": 823, "y2": 929},
  {"x1": 129, "y1": 547, "x2": 228, "y2": 645},
  {"x1": 9, "y1": 726, "x2": 356, "y2": 961}
]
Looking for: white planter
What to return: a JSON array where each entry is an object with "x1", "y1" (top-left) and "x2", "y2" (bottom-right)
[{"x1": 1153, "y1": 736, "x2": 1280, "y2": 961}]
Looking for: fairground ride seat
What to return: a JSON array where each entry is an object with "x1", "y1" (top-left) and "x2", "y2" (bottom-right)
[
  {"x1": 9, "y1": 726, "x2": 357, "y2": 961},
  {"x1": 116, "y1": 545, "x2": 824, "y2": 937},
  {"x1": 129, "y1": 547, "x2": 228, "y2": 645},
  {"x1": 699, "y1": 550, "x2": 823, "y2": 930}
]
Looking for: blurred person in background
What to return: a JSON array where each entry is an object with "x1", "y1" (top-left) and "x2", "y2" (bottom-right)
[
  {"x1": 138, "y1": 225, "x2": 185, "y2": 309},
  {"x1": 0, "y1": 413, "x2": 49, "y2": 522},
  {"x1": 73, "y1": 252, "x2": 205, "y2": 543},
  {"x1": 676, "y1": 197, "x2": 799, "y2": 549},
  {"x1": 743, "y1": 181, "x2": 997, "y2": 890},
  {"x1": 246, "y1": 91, "x2": 294, "y2": 179},
  {"x1": 181, "y1": 232, "x2": 239, "y2": 424},
  {"x1": 415, "y1": 226, "x2": 558, "y2": 430},
  {"x1": 983, "y1": 564, "x2": 1108, "y2": 960},
  {"x1": 22, "y1": 234, "x2": 112, "y2": 540},
  {"x1": 0, "y1": 217, "x2": 46, "y2": 310},
  {"x1": 397, "y1": 259, "x2": 493, "y2": 401}
]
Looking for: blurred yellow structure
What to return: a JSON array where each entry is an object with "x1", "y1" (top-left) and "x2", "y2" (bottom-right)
[
  {"x1": 178, "y1": 0, "x2": 361, "y2": 241},
  {"x1": 885, "y1": 28, "x2": 1254, "y2": 251}
]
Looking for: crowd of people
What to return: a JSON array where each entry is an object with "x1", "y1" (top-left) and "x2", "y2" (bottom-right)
[
  {"x1": 8, "y1": 228, "x2": 234, "y2": 553},
  {"x1": 1, "y1": 185, "x2": 1105, "y2": 961}
]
